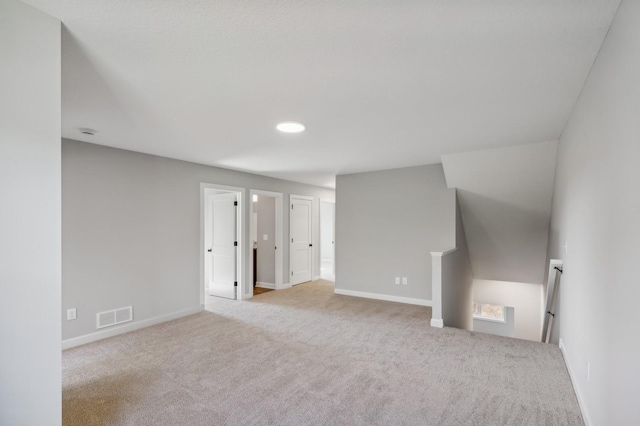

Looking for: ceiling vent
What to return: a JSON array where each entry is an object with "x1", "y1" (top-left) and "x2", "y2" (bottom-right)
[{"x1": 96, "y1": 306, "x2": 133, "y2": 329}]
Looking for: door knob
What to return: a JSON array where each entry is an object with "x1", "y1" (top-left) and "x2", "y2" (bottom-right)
[{"x1": 309, "y1": 244, "x2": 313, "y2": 247}]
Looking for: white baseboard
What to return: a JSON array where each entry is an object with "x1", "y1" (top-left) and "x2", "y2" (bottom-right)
[
  {"x1": 334, "y1": 288, "x2": 432, "y2": 307},
  {"x1": 276, "y1": 283, "x2": 292, "y2": 290},
  {"x1": 62, "y1": 305, "x2": 203, "y2": 350},
  {"x1": 430, "y1": 318, "x2": 444, "y2": 328},
  {"x1": 312, "y1": 275, "x2": 320, "y2": 281},
  {"x1": 320, "y1": 274, "x2": 335, "y2": 282},
  {"x1": 256, "y1": 282, "x2": 275, "y2": 289},
  {"x1": 559, "y1": 338, "x2": 592, "y2": 426}
]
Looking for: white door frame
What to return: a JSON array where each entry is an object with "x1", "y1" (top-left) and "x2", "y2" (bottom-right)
[
  {"x1": 289, "y1": 194, "x2": 315, "y2": 285},
  {"x1": 249, "y1": 189, "x2": 284, "y2": 296},
  {"x1": 200, "y1": 183, "x2": 246, "y2": 305},
  {"x1": 320, "y1": 199, "x2": 335, "y2": 281}
]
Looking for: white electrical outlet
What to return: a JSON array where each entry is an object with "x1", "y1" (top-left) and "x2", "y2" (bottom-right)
[
  {"x1": 67, "y1": 308, "x2": 77, "y2": 321},
  {"x1": 263, "y1": 234, "x2": 268, "y2": 241},
  {"x1": 402, "y1": 277, "x2": 408, "y2": 285},
  {"x1": 395, "y1": 277, "x2": 400, "y2": 285},
  {"x1": 562, "y1": 241, "x2": 568, "y2": 254}
]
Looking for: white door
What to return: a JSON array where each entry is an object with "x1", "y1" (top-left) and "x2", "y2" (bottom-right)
[
  {"x1": 290, "y1": 196, "x2": 313, "y2": 285},
  {"x1": 208, "y1": 192, "x2": 237, "y2": 299},
  {"x1": 320, "y1": 201, "x2": 335, "y2": 280}
]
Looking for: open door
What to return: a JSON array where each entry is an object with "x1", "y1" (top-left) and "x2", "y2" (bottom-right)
[
  {"x1": 207, "y1": 192, "x2": 238, "y2": 299},
  {"x1": 290, "y1": 195, "x2": 313, "y2": 285}
]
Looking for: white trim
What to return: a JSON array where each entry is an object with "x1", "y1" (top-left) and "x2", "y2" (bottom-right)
[
  {"x1": 256, "y1": 282, "x2": 275, "y2": 289},
  {"x1": 334, "y1": 288, "x2": 432, "y2": 307},
  {"x1": 430, "y1": 318, "x2": 444, "y2": 328},
  {"x1": 431, "y1": 252, "x2": 444, "y2": 327},
  {"x1": 472, "y1": 315, "x2": 506, "y2": 324},
  {"x1": 312, "y1": 275, "x2": 320, "y2": 281},
  {"x1": 559, "y1": 338, "x2": 592, "y2": 426},
  {"x1": 290, "y1": 194, "x2": 315, "y2": 201},
  {"x1": 276, "y1": 283, "x2": 292, "y2": 290},
  {"x1": 430, "y1": 248, "x2": 458, "y2": 257},
  {"x1": 62, "y1": 306, "x2": 203, "y2": 350},
  {"x1": 200, "y1": 183, "x2": 246, "y2": 304},
  {"x1": 472, "y1": 303, "x2": 507, "y2": 323}
]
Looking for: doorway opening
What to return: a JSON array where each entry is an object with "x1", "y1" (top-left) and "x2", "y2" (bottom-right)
[
  {"x1": 320, "y1": 200, "x2": 335, "y2": 282},
  {"x1": 249, "y1": 190, "x2": 284, "y2": 297},
  {"x1": 200, "y1": 183, "x2": 245, "y2": 305}
]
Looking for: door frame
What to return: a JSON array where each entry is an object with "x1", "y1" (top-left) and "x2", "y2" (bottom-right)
[
  {"x1": 249, "y1": 189, "x2": 284, "y2": 297},
  {"x1": 289, "y1": 194, "x2": 315, "y2": 285},
  {"x1": 320, "y1": 199, "x2": 335, "y2": 281},
  {"x1": 200, "y1": 183, "x2": 246, "y2": 305}
]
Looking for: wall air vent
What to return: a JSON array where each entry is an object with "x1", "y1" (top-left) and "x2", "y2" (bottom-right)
[{"x1": 96, "y1": 306, "x2": 133, "y2": 329}]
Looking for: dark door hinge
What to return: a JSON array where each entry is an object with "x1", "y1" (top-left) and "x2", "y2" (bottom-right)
[
  {"x1": 234, "y1": 201, "x2": 238, "y2": 206},
  {"x1": 234, "y1": 241, "x2": 238, "y2": 246}
]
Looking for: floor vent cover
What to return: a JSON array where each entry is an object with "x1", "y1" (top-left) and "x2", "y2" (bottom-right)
[{"x1": 96, "y1": 306, "x2": 133, "y2": 329}]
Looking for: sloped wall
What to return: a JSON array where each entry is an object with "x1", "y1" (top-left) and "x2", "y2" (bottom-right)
[{"x1": 442, "y1": 141, "x2": 557, "y2": 284}]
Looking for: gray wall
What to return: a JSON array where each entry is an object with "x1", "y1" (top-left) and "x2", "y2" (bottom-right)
[
  {"x1": 547, "y1": 1, "x2": 640, "y2": 423},
  {"x1": 335, "y1": 165, "x2": 455, "y2": 301},
  {"x1": 441, "y1": 195, "x2": 474, "y2": 330},
  {"x1": 62, "y1": 139, "x2": 334, "y2": 341},
  {"x1": 0, "y1": 1, "x2": 61, "y2": 423},
  {"x1": 256, "y1": 196, "x2": 276, "y2": 284},
  {"x1": 320, "y1": 201, "x2": 335, "y2": 261}
]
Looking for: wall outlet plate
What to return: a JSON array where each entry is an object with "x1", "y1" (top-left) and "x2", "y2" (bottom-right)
[
  {"x1": 67, "y1": 308, "x2": 77, "y2": 320},
  {"x1": 395, "y1": 277, "x2": 400, "y2": 285},
  {"x1": 402, "y1": 277, "x2": 408, "y2": 285}
]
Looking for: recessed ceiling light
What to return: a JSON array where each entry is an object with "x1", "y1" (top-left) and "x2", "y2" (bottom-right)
[
  {"x1": 79, "y1": 127, "x2": 97, "y2": 136},
  {"x1": 276, "y1": 122, "x2": 305, "y2": 133}
]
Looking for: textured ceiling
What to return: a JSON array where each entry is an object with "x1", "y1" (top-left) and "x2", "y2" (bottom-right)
[{"x1": 23, "y1": 0, "x2": 620, "y2": 188}]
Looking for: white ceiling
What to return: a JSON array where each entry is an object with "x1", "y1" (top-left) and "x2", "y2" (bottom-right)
[{"x1": 24, "y1": 0, "x2": 620, "y2": 188}]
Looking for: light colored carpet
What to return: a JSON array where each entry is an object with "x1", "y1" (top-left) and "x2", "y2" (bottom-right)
[{"x1": 63, "y1": 280, "x2": 583, "y2": 425}]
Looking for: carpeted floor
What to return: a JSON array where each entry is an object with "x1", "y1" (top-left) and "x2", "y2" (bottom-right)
[{"x1": 62, "y1": 280, "x2": 583, "y2": 425}]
